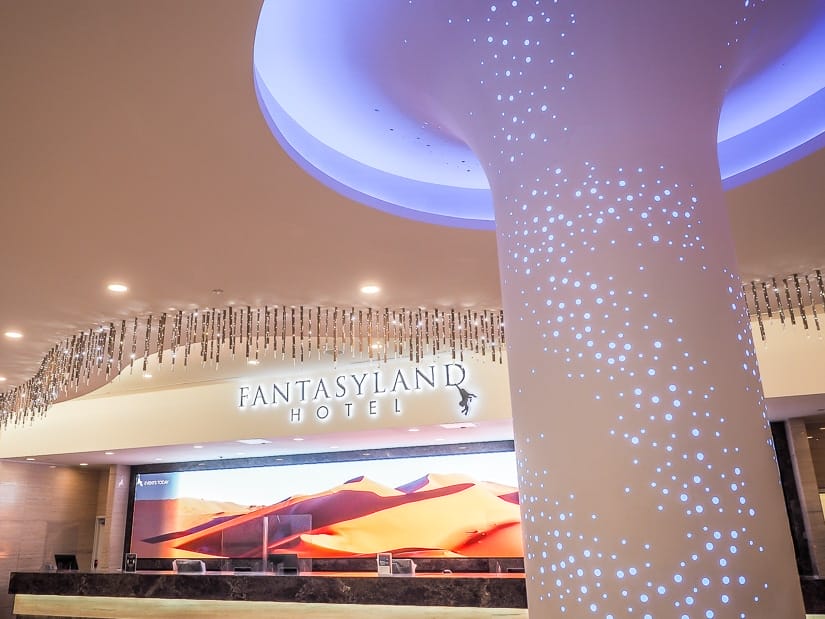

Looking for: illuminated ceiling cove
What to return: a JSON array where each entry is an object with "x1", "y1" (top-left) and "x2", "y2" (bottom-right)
[{"x1": 253, "y1": 0, "x2": 825, "y2": 228}]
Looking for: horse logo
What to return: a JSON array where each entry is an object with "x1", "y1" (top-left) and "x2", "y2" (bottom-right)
[{"x1": 454, "y1": 385, "x2": 477, "y2": 415}]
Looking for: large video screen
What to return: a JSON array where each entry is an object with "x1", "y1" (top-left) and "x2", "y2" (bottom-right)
[{"x1": 129, "y1": 448, "x2": 522, "y2": 559}]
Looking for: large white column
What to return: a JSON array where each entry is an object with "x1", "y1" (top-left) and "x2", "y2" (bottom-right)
[
  {"x1": 257, "y1": 0, "x2": 813, "y2": 615},
  {"x1": 378, "y1": 1, "x2": 807, "y2": 616}
]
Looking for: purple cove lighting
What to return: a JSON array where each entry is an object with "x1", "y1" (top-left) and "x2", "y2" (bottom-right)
[
  {"x1": 253, "y1": 2, "x2": 811, "y2": 616},
  {"x1": 253, "y1": 0, "x2": 825, "y2": 228}
]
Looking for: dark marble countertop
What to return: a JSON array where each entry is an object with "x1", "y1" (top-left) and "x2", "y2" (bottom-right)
[{"x1": 9, "y1": 570, "x2": 527, "y2": 608}]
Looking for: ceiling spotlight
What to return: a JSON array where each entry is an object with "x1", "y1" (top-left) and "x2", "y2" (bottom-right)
[
  {"x1": 408, "y1": 428, "x2": 420, "y2": 432},
  {"x1": 360, "y1": 284, "x2": 381, "y2": 294},
  {"x1": 79, "y1": 463, "x2": 89, "y2": 467},
  {"x1": 439, "y1": 422, "x2": 477, "y2": 430},
  {"x1": 0, "y1": 376, "x2": 6, "y2": 382},
  {"x1": 107, "y1": 283, "x2": 128, "y2": 293},
  {"x1": 236, "y1": 438, "x2": 272, "y2": 445},
  {"x1": 293, "y1": 437, "x2": 305, "y2": 441},
  {"x1": 247, "y1": 359, "x2": 261, "y2": 365},
  {"x1": 25, "y1": 457, "x2": 35, "y2": 461},
  {"x1": 104, "y1": 451, "x2": 115, "y2": 456},
  {"x1": 4, "y1": 331, "x2": 23, "y2": 339},
  {"x1": 193, "y1": 445, "x2": 203, "y2": 449},
  {"x1": 142, "y1": 373, "x2": 153, "y2": 379}
]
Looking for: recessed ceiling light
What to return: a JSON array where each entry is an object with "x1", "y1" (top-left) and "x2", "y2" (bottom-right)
[
  {"x1": 0, "y1": 376, "x2": 6, "y2": 382},
  {"x1": 247, "y1": 359, "x2": 260, "y2": 365},
  {"x1": 25, "y1": 457, "x2": 35, "y2": 461},
  {"x1": 104, "y1": 451, "x2": 115, "y2": 455},
  {"x1": 293, "y1": 437, "x2": 304, "y2": 441},
  {"x1": 408, "y1": 428, "x2": 420, "y2": 432},
  {"x1": 154, "y1": 457, "x2": 163, "y2": 461},
  {"x1": 439, "y1": 422, "x2": 477, "y2": 429},
  {"x1": 236, "y1": 438, "x2": 272, "y2": 445},
  {"x1": 360, "y1": 284, "x2": 380, "y2": 294},
  {"x1": 4, "y1": 331, "x2": 23, "y2": 339},
  {"x1": 107, "y1": 283, "x2": 128, "y2": 293},
  {"x1": 329, "y1": 445, "x2": 340, "y2": 449},
  {"x1": 79, "y1": 463, "x2": 89, "y2": 467},
  {"x1": 193, "y1": 445, "x2": 203, "y2": 449},
  {"x1": 142, "y1": 373, "x2": 153, "y2": 379}
]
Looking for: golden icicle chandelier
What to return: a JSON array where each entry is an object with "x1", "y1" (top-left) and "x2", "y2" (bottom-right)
[{"x1": 0, "y1": 305, "x2": 505, "y2": 428}]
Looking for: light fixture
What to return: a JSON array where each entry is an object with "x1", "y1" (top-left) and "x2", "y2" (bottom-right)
[
  {"x1": 79, "y1": 463, "x2": 89, "y2": 467},
  {"x1": 408, "y1": 428, "x2": 420, "y2": 432},
  {"x1": 107, "y1": 283, "x2": 128, "y2": 293},
  {"x1": 0, "y1": 376, "x2": 6, "y2": 382},
  {"x1": 439, "y1": 422, "x2": 477, "y2": 429},
  {"x1": 293, "y1": 437, "x2": 304, "y2": 441},
  {"x1": 193, "y1": 445, "x2": 203, "y2": 449},
  {"x1": 236, "y1": 438, "x2": 272, "y2": 445},
  {"x1": 104, "y1": 451, "x2": 115, "y2": 455},
  {"x1": 25, "y1": 457, "x2": 35, "y2": 461},
  {"x1": 4, "y1": 331, "x2": 23, "y2": 339},
  {"x1": 247, "y1": 359, "x2": 260, "y2": 365},
  {"x1": 360, "y1": 284, "x2": 381, "y2": 294},
  {"x1": 0, "y1": 303, "x2": 506, "y2": 428}
]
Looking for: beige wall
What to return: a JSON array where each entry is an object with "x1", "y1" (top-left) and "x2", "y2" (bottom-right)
[
  {"x1": 754, "y1": 319, "x2": 825, "y2": 398},
  {"x1": 0, "y1": 461, "x2": 103, "y2": 618},
  {"x1": 0, "y1": 353, "x2": 510, "y2": 459}
]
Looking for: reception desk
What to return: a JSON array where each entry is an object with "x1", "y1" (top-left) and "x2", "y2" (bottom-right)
[{"x1": 9, "y1": 570, "x2": 528, "y2": 619}]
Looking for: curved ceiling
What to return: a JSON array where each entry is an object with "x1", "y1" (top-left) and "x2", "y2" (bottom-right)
[
  {"x1": 253, "y1": 0, "x2": 825, "y2": 227},
  {"x1": 0, "y1": 0, "x2": 824, "y2": 396}
]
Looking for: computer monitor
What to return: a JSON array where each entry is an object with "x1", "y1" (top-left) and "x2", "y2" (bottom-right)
[
  {"x1": 172, "y1": 559, "x2": 206, "y2": 573},
  {"x1": 267, "y1": 553, "x2": 299, "y2": 575},
  {"x1": 54, "y1": 554, "x2": 79, "y2": 571}
]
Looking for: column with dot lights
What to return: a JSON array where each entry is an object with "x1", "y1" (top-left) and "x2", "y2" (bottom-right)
[
  {"x1": 386, "y1": 1, "x2": 807, "y2": 617},
  {"x1": 255, "y1": 0, "x2": 812, "y2": 615}
]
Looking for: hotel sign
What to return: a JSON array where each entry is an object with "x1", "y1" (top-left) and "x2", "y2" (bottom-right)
[{"x1": 238, "y1": 362, "x2": 475, "y2": 424}]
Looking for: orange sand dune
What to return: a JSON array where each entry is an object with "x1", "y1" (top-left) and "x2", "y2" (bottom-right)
[
  {"x1": 276, "y1": 480, "x2": 521, "y2": 557},
  {"x1": 131, "y1": 498, "x2": 253, "y2": 558},
  {"x1": 134, "y1": 474, "x2": 523, "y2": 559}
]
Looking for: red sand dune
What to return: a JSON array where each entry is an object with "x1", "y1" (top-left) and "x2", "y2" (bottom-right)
[{"x1": 132, "y1": 473, "x2": 523, "y2": 559}]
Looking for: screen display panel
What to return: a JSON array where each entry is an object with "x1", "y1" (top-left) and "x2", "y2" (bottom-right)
[{"x1": 129, "y1": 448, "x2": 521, "y2": 559}]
